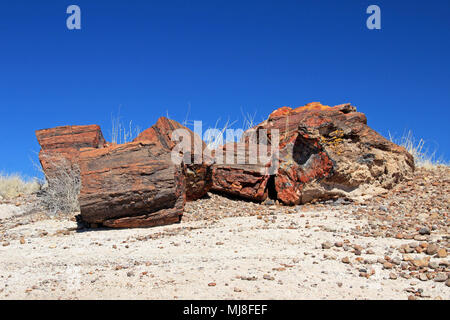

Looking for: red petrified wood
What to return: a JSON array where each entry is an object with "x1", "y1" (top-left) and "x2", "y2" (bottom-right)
[
  {"x1": 78, "y1": 140, "x2": 185, "y2": 228},
  {"x1": 211, "y1": 142, "x2": 272, "y2": 202},
  {"x1": 35, "y1": 125, "x2": 106, "y2": 179},
  {"x1": 211, "y1": 102, "x2": 414, "y2": 205},
  {"x1": 134, "y1": 117, "x2": 213, "y2": 201}
]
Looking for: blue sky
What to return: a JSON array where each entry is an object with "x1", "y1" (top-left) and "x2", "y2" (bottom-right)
[{"x1": 0, "y1": 0, "x2": 449, "y2": 178}]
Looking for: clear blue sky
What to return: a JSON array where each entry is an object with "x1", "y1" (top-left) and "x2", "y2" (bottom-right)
[{"x1": 1, "y1": 0, "x2": 449, "y2": 178}]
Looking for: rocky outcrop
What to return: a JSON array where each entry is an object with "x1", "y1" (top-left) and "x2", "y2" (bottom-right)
[
  {"x1": 36, "y1": 125, "x2": 106, "y2": 179},
  {"x1": 134, "y1": 117, "x2": 213, "y2": 201},
  {"x1": 212, "y1": 102, "x2": 414, "y2": 205},
  {"x1": 78, "y1": 140, "x2": 185, "y2": 228}
]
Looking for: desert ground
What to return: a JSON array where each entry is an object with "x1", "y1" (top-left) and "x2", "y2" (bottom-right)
[{"x1": 0, "y1": 167, "x2": 448, "y2": 300}]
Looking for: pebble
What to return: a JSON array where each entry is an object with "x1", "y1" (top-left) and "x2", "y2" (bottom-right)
[
  {"x1": 412, "y1": 258, "x2": 429, "y2": 268},
  {"x1": 321, "y1": 241, "x2": 332, "y2": 249},
  {"x1": 429, "y1": 261, "x2": 439, "y2": 269},
  {"x1": 433, "y1": 273, "x2": 448, "y2": 282},
  {"x1": 341, "y1": 257, "x2": 350, "y2": 264},
  {"x1": 436, "y1": 248, "x2": 447, "y2": 258},
  {"x1": 389, "y1": 273, "x2": 398, "y2": 280},
  {"x1": 419, "y1": 274, "x2": 428, "y2": 281},
  {"x1": 426, "y1": 244, "x2": 438, "y2": 255}
]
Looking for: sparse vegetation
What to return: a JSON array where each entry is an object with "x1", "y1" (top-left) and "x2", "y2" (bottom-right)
[
  {"x1": 0, "y1": 173, "x2": 41, "y2": 200},
  {"x1": 389, "y1": 130, "x2": 448, "y2": 168},
  {"x1": 36, "y1": 156, "x2": 81, "y2": 216},
  {"x1": 110, "y1": 110, "x2": 141, "y2": 144},
  {"x1": 183, "y1": 109, "x2": 259, "y2": 150}
]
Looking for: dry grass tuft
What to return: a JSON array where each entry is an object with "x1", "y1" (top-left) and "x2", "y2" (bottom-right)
[
  {"x1": 0, "y1": 173, "x2": 41, "y2": 200},
  {"x1": 110, "y1": 110, "x2": 141, "y2": 144},
  {"x1": 389, "y1": 130, "x2": 448, "y2": 169}
]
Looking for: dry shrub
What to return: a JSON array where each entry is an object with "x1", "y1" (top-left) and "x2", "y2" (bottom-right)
[
  {"x1": 37, "y1": 156, "x2": 81, "y2": 216},
  {"x1": 0, "y1": 173, "x2": 41, "y2": 200}
]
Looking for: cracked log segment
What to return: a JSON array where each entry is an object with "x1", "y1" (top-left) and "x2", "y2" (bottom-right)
[
  {"x1": 35, "y1": 125, "x2": 107, "y2": 179},
  {"x1": 212, "y1": 102, "x2": 414, "y2": 205},
  {"x1": 78, "y1": 140, "x2": 185, "y2": 228},
  {"x1": 134, "y1": 116, "x2": 213, "y2": 201},
  {"x1": 211, "y1": 142, "x2": 272, "y2": 202}
]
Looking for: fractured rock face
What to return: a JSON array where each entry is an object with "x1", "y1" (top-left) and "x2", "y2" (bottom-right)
[
  {"x1": 134, "y1": 117, "x2": 213, "y2": 201},
  {"x1": 36, "y1": 125, "x2": 106, "y2": 179},
  {"x1": 211, "y1": 102, "x2": 414, "y2": 205},
  {"x1": 263, "y1": 103, "x2": 414, "y2": 204},
  {"x1": 211, "y1": 142, "x2": 272, "y2": 202},
  {"x1": 78, "y1": 140, "x2": 185, "y2": 228}
]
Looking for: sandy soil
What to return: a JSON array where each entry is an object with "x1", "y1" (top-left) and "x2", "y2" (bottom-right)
[{"x1": 0, "y1": 167, "x2": 449, "y2": 300}]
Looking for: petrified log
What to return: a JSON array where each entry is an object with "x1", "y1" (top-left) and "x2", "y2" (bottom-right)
[
  {"x1": 211, "y1": 102, "x2": 414, "y2": 205},
  {"x1": 35, "y1": 125, "x2": 106, "y2": 179},
  {"x1": 211, "y1": 142, "x2": 273, "y2": 201},
  {"x1": 253, "y1": 102, "x2": 415, "y2": 204},
  {"x1": 134, "y1": 117, "x2": 213, "y2": 200},
  {"x1": 78, "y1": 140, "x2": 185, "y2": 228}
]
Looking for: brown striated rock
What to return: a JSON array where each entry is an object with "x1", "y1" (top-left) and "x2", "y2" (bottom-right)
[
  {"x1": 36, "y1": 125, "x2": 106, "y2": 179},
  {"x1": 78, "y1": 140, "x2": 185, "y2": 228},
  {"x1": 211, "y1": 142, "x2": 272, "y2": 202},
  {"x1": 134, "y1": 117, "x2": 213, "y2": 201},
  {"x1": 239, "y1": 102, "x2": 414, "y2": 205}
]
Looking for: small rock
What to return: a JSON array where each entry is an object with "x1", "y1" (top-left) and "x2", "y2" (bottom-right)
[
  {"x1": 436, "y1": 248, "x2": 447, "y2": 258},
  {"x1": 418, "y1": 227, "x2": 430, "y2": 235},
  {"x1": 429, "y1": 261, "x2": 439, "y2": 269},
  {"x1": 419, "y1": 274, "x2": 428, "y2": 281},
  {"x1": 434, "y1": 273, "x2": 448, "y2": 282},
  {"x1": 341, "y1": 257, "x2": 350, "y2": 264},
  {"x1": 263, "y1": 274, "x2": 275, "y2": 281},
  {"x1": 426, "y1": 244, "x2": 438, "y2": 255},
  {"x1": 321, "y1": 241, "x2": 332, "y2": 249},
  {"x1": 412, "y1": 258, "x2": 429, "y2": 268}
]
